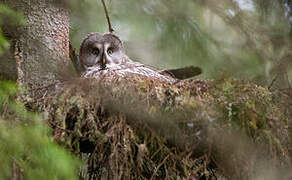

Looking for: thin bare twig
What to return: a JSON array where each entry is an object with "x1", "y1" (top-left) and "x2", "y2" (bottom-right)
[
  {"x1": 268, "y1": 74, "x2": 279, "y2": 90},
  {"x1": 101, "y1": 0, "x2": 114, "y2": 33},
  {"x1": 150, "y1": 155, "x2": 169, "y2": 180}
]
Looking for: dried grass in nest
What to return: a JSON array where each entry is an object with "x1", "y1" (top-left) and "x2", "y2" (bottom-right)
[{"x1": 28, "y1": 73, "x2": 290, "y2": 179}]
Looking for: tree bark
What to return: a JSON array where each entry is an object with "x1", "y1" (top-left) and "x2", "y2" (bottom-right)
[{"x1": 2, "y1": 0, "x2": 70, "y2": 92}]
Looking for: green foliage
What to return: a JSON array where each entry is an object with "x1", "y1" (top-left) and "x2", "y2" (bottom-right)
[
  {"x1": 0, "y1": 81, "x2": 81, "y2": 180},
  {"x1": 0, "y1": 4, "x2": 25, "y2": 55}
]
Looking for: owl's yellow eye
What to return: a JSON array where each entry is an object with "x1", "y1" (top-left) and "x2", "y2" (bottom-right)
[{"x1": 107, "y1": 48, "x2": 113, "y2": 55}]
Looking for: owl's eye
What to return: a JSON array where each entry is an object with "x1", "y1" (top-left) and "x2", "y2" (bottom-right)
[
  {"x1": 92, "y1": 48, "x2": 99, "y2": 55},
  {"x1": 107, "y1": 48, "x2": 113, "y2": 55}
]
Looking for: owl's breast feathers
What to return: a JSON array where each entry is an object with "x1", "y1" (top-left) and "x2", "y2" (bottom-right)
[{"x1": 81, "y1": 61, "x2": 177, "y2": 83}]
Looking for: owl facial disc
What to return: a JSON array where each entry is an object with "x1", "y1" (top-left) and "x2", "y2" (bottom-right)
[{"x1": 79, "y1": 32, "x2": 126, "y2": 71}]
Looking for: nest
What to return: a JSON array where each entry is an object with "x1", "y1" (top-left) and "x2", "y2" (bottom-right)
[{"x1": 26, "y1": 72, "x2": 291, "y2": 179}]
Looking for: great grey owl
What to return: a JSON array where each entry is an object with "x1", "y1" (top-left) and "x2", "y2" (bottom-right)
[{"x1": 79, "y1": 32, "x2": 201, "y2": 82}]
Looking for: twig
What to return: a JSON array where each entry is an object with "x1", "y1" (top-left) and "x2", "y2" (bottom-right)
[
  {"x1": 150, "y1": 145, "x2": 164, "y2": 160},
  {"x1": 101, "y1": 0, "x2": 114, "y2": 33},
  {"x1": 285, "y1": 71, "x2": 291, "y2": 89},
  {"x1": 150, "y1": 154, "x2": 169, "y2": 180},
  {"x1": 48, "y1": 120, "x2": 73, "y2": 132},
  {"x1": 268, "y1": 74, "x2": 278, "y2": 90}
]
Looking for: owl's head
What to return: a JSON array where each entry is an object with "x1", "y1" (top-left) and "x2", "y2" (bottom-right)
[{"x1": 79, "y1": 33, "x2": 127, "y2": 70}]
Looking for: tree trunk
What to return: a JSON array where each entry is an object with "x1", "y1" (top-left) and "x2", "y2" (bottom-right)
[{"x1": 2, "y1": 0, "x2": 70, "y2": 92}]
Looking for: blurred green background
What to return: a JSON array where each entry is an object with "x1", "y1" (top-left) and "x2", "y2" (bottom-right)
[{"x1": 70, "y1": 0, "x2": 292, "y2": 86}]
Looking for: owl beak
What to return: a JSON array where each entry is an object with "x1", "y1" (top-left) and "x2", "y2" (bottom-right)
[
  {"x1": 100, "y1": 54, "x2": 107, "y2": 70},
  {"x1": 102, "y1": 56, "x2": 106, "y2": 65}
]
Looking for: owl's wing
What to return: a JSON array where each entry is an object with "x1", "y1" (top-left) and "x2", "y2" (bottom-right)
[
  {"x1": 118, "y1": 60, "x2": 176, "y2": 82},
  {"x1": 127, "y1": 60, "x2": 202, "y2": 80},
  {"x1": 159, "y1": 66, "x2": 202, "y2": 80}
]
